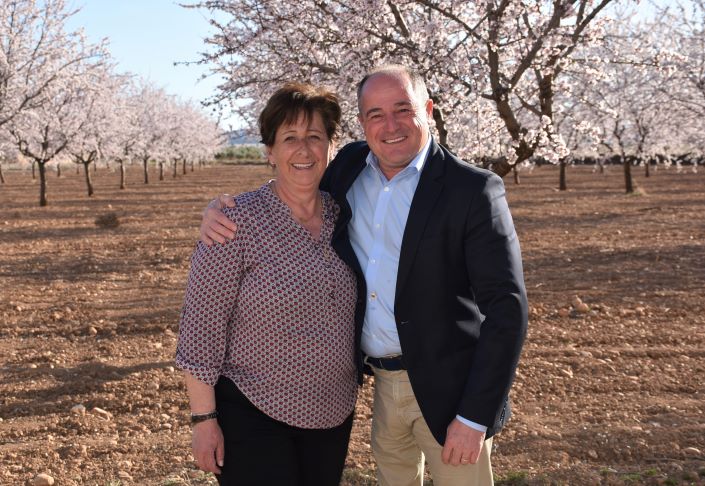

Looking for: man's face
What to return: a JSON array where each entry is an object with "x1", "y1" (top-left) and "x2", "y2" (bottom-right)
[{"x1": 357, "y1": 73, "x2": 433, "y2": 179}]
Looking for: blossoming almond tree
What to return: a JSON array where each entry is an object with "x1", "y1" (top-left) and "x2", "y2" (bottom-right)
[
  {"x1": 7, "y1": 37, "x2": 110, "y2": 206},
  {"x1": 0, "y1": 0, "x2": 101, "y2": 128},
  {"x1": 67, "y1": 66, "x2": 123, "y2": 196},
  {"x1": 657, "y1": 0, "x2": 705, "y2": 166},
  {"x1": 132, "y1": 83, "x2": 171, "y2": 185},
  {"x1": 190, "y1": 0, "x2": 619, "y2": 176}
]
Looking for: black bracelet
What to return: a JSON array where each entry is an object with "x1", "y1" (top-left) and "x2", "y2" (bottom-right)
[{"x1": 190, "y1": 410, "x2": 218, "y2": 425}]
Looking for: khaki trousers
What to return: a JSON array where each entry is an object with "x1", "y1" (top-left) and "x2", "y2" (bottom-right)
[{"x1": 371, "y1": 368, "x2": 494, "y2": 486}]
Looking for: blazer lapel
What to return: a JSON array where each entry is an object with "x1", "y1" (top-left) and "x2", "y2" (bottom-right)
[
  {"x1": 330, "y1": 150, "x2": 367, "y2": 274},
  {"x1": 395, "y1": 141, "x2": 446, "y2": 301},
  {"x1": 331, "y1": 156, "x2": 367, "y2": 242}
]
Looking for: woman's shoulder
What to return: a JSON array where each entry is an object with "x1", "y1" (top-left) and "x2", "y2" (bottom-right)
[
  {"x1": 223, "y1": 183, "x2": 271, "y2": 222},
  {"x1": 320, "y1": 189, "x2": 340, "y2": 221}
]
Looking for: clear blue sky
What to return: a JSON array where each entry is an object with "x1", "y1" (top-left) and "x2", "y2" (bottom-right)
[{"x1": 66, "y1": 0, "x2": 236, "y2": 127}]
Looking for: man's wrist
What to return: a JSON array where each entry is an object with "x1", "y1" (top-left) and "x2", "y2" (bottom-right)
[{"x1": 456, "y1": 415, "x2": 488, "y2": 433}]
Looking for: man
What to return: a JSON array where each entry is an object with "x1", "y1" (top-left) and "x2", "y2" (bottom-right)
[{"x1": 201, "y1": 65, "x2": 528, "y2": 486}]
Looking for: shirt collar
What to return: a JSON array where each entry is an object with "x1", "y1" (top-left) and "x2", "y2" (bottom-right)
[{"x1": 365, "y1": 134, "x2": 433, "y2": 180}]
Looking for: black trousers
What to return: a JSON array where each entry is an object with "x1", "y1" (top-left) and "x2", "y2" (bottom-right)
[{"x1": 214, "y1": 377, "x2": 354, "y2": 486}]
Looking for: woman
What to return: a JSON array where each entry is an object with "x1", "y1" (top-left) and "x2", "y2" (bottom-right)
[{"x1": 175, "y1": 83, "x2": 358, "y2": 485}]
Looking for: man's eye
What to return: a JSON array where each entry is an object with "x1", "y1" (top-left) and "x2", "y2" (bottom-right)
[
  {"x1": 284, "y1": 136, "x2": 297, "y2": 142},
  {"x1": 308, "y1": 135, "x2": 321, "y2": 141}
]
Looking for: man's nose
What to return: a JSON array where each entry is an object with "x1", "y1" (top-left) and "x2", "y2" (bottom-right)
[{"x1": 385, "y1": 114, "x2": 399, "y2": 131}]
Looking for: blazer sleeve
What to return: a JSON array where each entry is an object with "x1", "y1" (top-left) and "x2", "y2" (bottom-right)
[{"x1": 457, "y1": 172, "x2": 528, "y2": 427}]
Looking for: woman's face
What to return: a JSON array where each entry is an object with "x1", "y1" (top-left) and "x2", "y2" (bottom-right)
[{"x1": 266, "y1": 111, "x2": 334, "y2": 194}]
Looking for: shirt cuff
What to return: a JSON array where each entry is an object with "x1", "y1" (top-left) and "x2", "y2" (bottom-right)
[{"x1": 456, "y1": 415, "x2": 488, "y2": 433}]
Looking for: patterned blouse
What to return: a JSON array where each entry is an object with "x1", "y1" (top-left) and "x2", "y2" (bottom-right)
[{"x1": 176, "y1": 182, "x2": 358, "y2": 429}]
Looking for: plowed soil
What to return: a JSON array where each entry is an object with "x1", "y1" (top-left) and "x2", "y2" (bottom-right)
[{"x1": 1, "y1": 162, "x2": 704, "y2": 485}]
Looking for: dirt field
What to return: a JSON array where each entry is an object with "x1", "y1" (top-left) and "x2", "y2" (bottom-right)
[{"x1": 1, "y1": 162, "x2": 704, "y2": 486}]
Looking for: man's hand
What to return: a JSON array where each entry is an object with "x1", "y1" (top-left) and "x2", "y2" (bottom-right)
[
  {"x1": 191, "y1": 419, "x2": 225, "y2": 474},
  {"x1": 441, "y1": 419, "x2": 486, "y2": 466},
  {"x1": 200, "y1": 194, "x2": 237, "y2": 246}
]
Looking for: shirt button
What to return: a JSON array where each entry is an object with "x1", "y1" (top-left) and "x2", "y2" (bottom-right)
[
  {"x1": 375, "y1": 223, "x2": 381, "y2": 229},
  {"x1": 383, "y1": 187, "x2": 390, "y2": 192},
  {"x1": 371, "y1": 259, "x2": 376, "y2": 264},
  {"x1": 370, "y1": 292, "x2": 377, "y2": 300}
]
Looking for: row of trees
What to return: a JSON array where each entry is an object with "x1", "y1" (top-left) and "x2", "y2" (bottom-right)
[
  {"x1": 0, "y1": 0, "x2": 222, "y2": 205},
  {"x1": 193, "y1": 0, "x2": 705, "y2": 192}
]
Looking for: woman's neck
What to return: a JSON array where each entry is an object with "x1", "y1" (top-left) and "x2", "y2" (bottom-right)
[{"x1": 272, "y1": 180, "x2": 322, "y2": 225}]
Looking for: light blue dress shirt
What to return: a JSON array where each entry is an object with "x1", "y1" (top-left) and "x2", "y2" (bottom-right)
[{"x1": 346, "y1": 137, "x2": 487, "y2": 433}]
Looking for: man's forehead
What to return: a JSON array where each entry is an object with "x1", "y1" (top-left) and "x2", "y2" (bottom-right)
[
  {"x1": 363, "y1": 72, "x2": 412, "y2": 93},
  {"x1": 360, "y1": 74, "x2": 417, "y2": 106}
]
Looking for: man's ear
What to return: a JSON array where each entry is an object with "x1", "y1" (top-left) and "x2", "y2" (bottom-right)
[{"x1": 425, "y1": 98, "x2": 434, "y2": 120}]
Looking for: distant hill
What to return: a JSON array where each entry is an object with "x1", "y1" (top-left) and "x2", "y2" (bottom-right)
[{"x1": 226, "y1": 129, "x2": 259, "y2": 146}]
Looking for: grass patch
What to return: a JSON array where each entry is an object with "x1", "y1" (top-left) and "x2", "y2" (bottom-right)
[
  {"x1": 95, "y1": 212, "x2": 120, "y2": 228},
  {"x1": 497, "y1": 470, "x2": 530, "y2": 485},
  {"x1": 341, "y1": 468, "x2": 377, "y2": 485},
  {"x1": 621, "y1": 472, "x2": 644, "y2": 482}
]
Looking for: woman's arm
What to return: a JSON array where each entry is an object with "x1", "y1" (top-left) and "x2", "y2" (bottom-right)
[{"x1": 184, "y1": 371, "x2": 224, "y2": 474}]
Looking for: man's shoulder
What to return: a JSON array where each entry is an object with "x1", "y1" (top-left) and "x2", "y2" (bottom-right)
[
  {"x1": 437, "y1": 144, "x2": 500, "y2": 187},
  {"x1": 332, "y1": 141, "x2": 369, "y2": 165},
  {"x1": 322, "y1": 141, "x2": 369, "y2": 193}
]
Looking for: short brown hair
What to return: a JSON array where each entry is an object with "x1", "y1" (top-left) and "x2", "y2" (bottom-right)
[{"x1": 259, "y1": 83, "x2": 341, "y2": 147}]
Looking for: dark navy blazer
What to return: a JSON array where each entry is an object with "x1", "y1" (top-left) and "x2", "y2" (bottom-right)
[{"x1": 320, "y1": 140, "x2": 528, "y2": 444}]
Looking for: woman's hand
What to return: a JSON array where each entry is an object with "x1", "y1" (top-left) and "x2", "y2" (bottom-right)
[{"x1": 191, "y1": 419, "x2": 225, "y2": 474}]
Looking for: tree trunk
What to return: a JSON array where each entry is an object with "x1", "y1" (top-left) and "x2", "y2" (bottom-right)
[
  {"x1": 190, "y1": 160, "x2": 194, "y2": 172},
  {"x1": 182, "y1": 158, "x2": 187, "y2": 175},
  {"x1": 487, "y1": 157, "x2": 513, "y2": 178},
  {"x1": 56, "y1": 162, "x2": 61, "y2": 178},
  {"x1": 0, "y1": 161, "x2": 5, "y2": 184},
  {"x1": 644, "y1": 158, "x2": 650, "y2": 178},
  {"x1": 83, "y1": 162, "x2": 94, "y2": 197},
  {"x1": 159, "y1": 161, "x2": 164, "y2": 181},
  {"x1": 119, "y1": 161, "x2": 126, "y2": 190},
  {"x1": 623, "y1": 156, "x2": 634, "y2": 194},
  {"x1": 559, "y1": 159, "x2": 567, "y2": 191},
  {"x1": 143, "y1": 157, "x2": 150, "y2": 184},
  {"x1": 76, "y1": 164, "x2": 80, "y2": 175},
  {"x1": 93, "y1": 160, "x2": 97, "y2": 172},
  {"x1": 432, "y1": 104, "x2": 449, "y2": 148},
  {"x1": 32, "y1": 161, "x2": 36, "y2": 180},
  {"x1": 513, "y1": 165, "x2": 520, "y2": 185},
  {"x1": 38, "y1": 161, "x2": 48, "y2": 206}
]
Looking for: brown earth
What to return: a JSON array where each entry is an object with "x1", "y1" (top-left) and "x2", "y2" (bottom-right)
[{"x1": 0, "y1": 162, "x2": 704, "y2": 486}]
